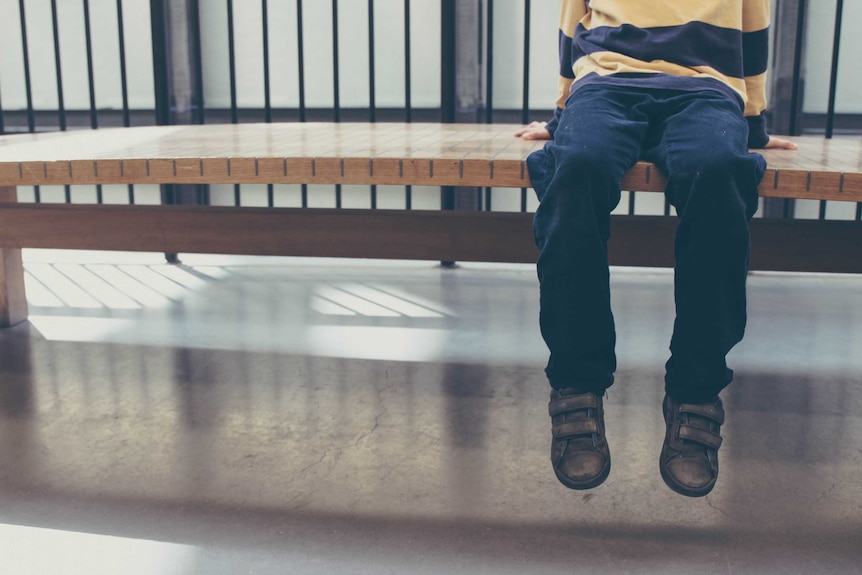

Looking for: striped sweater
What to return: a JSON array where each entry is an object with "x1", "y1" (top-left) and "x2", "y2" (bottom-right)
[{"x1": 547, "y1": 0, "x2": 771, "y2": 147}]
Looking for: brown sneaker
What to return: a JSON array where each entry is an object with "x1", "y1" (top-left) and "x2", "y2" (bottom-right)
[
  {"x1": 549, "y1": 388, "x2": 611, "y2": 490},
  {"x1": 659, "y1": 395, "x2": 724, "y2": 497}
]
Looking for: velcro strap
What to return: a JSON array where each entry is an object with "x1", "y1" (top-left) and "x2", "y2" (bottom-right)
[
  {"x1": 679, "y1": 425, "x2": 723, "y2": 450},
  {"x1": 549, "y1": 394, "x2": 597, "y2": 417},
  {"x1": 678, "y1": 403, "x2": 725, "y2": 425},
  {"x1": 552, "y1": 419, "x2": 598, "y2": 439}
]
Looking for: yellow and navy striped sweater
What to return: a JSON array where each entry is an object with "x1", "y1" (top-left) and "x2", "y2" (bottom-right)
[{"x1": 547, "y1": 0, "x2": 771, "y2": 147}]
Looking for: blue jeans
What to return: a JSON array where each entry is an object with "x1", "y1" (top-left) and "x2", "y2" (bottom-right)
[{"x1": 528, "y1": 85, "x2": 766, "y2": 403}]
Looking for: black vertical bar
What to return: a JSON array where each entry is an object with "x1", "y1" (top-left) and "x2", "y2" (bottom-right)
[
  {"x1": 403, "y1": 0, "x2": 412, "y2": 210},
  {"x1": 82, "y1": 0, "x2": 98, "y2": 129},
  {"x1": 438, "y1": 1, "x2": 459, "y2": 257},
  {"x1": 117, "y1": 0, "x2": 132, "y2": 128},
  {"x1": 521, "y1": 0, "x2": 531, "y2": 125},
  {"x1": 628, "y1": 191, "x2": 636, "y2": 215},
  {"x1": 296, "y1": 0, "x2": 307, "y2": 206},
  {"x1": 825, "y1": 0, "x2": 843, "y2": 138},
  {"x1": 368, "y1": 0, "x2": 376, "y2": 122},
  {"x1": 297, "y1": 0, "x2": 307, "y2": 123},
  {"x1": 440, "y1": 0, "x2": 456, "y2": 124},
  {"x1": 440, "y1": 0, "x2": 456, "y2": 219},
  {"x1": 332, "y1": 0, "x2": 341, "y2": 207},
  {"x1": 226, "y1": 0, "x2": 240, "y2": 206},
  {"x1": 788, "y1": 0, "x2": 807, "y2": 136},
  {"x1": 485, "y1": 0, "x2": 493, "y2": 124},
  {"x1": 50, "y1": 0, "x2": 67, "y2": 132},
  {"x1": 0, "y1": 86, "x2": 4, "y2": 134},
  {"x1": 150, "y1": 0, "x2": 171, "y2": 127},
  {"x1": 812, "y1": 0, "x2": 836, "y2": 282},
  {"x1": 227, "y1": 0, "x2": 238, "y2": 124},
  {"x1": 83, "y1": 0, "x2": 104, "y2": 204},
  {"x1": 368, "y1": 0, "x2": 377, "y2": 208},
  {"x1": 18, "y1": 0, "x2": 36, "y2": 134},
  {"x1": 262, "y1": 0, "x2": 272, "y2": 123},
  {"x1": 519, "y1": 0, "x2": 531, "y2": 212},
  {"x1": 262, "y1": 0, "x2": 274, "y2": 206},
  {"x1": 404, "y1": 0, "x2": 412, "y2": 122},
  {"x1": 332, "y1": 0, "x2": 341, "y2": 122},
  {"x1": 117, "y1": 0, "x2": 134, "y2": 203}
]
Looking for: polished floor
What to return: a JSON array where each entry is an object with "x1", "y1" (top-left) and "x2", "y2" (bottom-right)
[{"x1": 1, "y1": 250, "x2": 861, "y2": 574}]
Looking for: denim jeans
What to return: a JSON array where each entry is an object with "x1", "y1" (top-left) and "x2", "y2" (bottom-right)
[{"x1": 528, "y1": 84, "x2": 766, "y2": 403}]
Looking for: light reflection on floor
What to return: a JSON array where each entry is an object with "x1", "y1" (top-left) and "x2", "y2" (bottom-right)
[
  {"x1": 21, "y1": 250, "x2": 544, "y2": 365},
  {"x1": 0, "y1": 524, "x2": 198, "y2": 575}
]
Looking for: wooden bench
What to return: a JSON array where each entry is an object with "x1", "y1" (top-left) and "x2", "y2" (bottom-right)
[{"x1": 1, "y1": 122, "x2": 861, "y2": 327}]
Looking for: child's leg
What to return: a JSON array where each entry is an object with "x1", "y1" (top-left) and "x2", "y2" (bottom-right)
[
  {"x1": 646, "y1": 91, "x2": 766, "y2": 403},
  {"x1": 644, "y1": 90, "x2": 765, "y2": 497},
  {"x1": 527, "y1": 85, "x2": 649, "y2": 394},
  {"x1": 529, "y1": 85, "x2": 649, "y2": 490}
]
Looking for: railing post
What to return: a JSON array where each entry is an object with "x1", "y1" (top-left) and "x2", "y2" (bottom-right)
[
  {"x1": 763, "y1": 0, "x2": 808, "y2": 220},
  {"x1": 150, "y1": 0, "x2": 204, "y2": 127},
  {"x1": 825, "y1": 0, "x2": 844, "y2": 139},
  {"x1": 150, "y1": 0, "x2": 171, "y2": 127},
  {"x1": 150, "y1": 0, "x2": 205, "y2": 262},
  {"x1": 441, "y1": 0, "x2": 457, "y2": 233},
  {"x1": 441, "y1": 0, "x2": 482, "y2": 207},
  {"x1": 441, "y1": 1, "x2": 456, "y2": 124},
  {"x1": 769, "y1": 0, "x2": 807, "y2": 137},
  {"x1": 440, "y1": 0, "x2": 483, "y2": 266}
]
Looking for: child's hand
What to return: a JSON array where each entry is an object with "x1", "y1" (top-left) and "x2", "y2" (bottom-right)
[
  {"x1": 764, "y1": 136, "x2": 797, "y2": 150},
  {"x1": 515, "y1": 121, "x2": 551, "y2": 140}
]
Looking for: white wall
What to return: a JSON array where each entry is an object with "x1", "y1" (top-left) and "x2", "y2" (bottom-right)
[{"x1": 3, "y1": 1, "x2": 858, "y2": 115}]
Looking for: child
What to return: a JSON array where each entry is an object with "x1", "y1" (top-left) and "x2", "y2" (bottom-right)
[{"x1": 516, "y1": 0, "x2": 795, "y2": 497}]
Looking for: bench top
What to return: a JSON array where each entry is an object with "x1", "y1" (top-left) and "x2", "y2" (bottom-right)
[{"x1": 0, "y1": 122, "x2": 860, "y2": 201}]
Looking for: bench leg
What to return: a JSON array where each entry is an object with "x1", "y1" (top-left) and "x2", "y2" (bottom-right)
[{"x1": 0, "y1": 187, "x2": 28, "y2": 327}]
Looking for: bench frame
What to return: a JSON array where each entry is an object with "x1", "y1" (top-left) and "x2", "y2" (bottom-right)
[{"x1": 1, "y1": 123, "x2": 861, "y2": 327}]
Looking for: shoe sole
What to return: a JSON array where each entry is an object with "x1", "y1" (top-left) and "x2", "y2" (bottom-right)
[{"x1": 553, "y1": 459, "x2": 611, "y2": 491}]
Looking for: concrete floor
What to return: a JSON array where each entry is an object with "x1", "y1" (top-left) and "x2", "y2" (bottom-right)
[{"x1": 1, "y1": 250, "x2": 861, "y2": 574}]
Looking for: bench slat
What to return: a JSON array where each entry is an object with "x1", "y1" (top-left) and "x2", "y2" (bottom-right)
[{"x1": 0, "y1": 123, "x2": 859, "y2": 201}]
